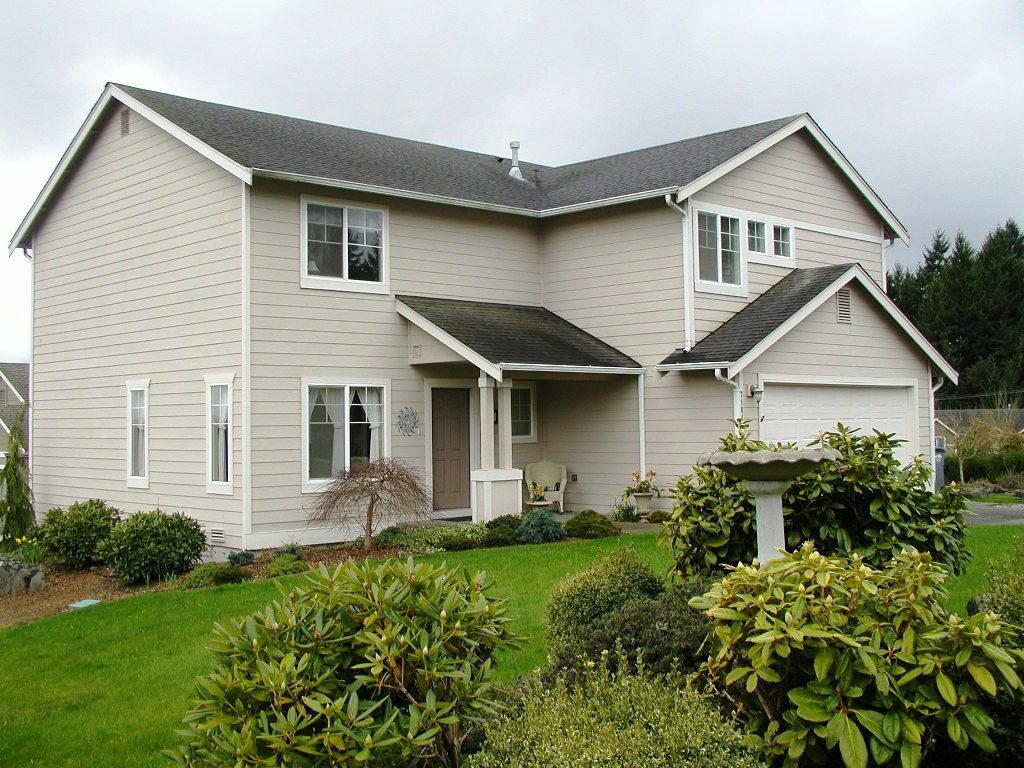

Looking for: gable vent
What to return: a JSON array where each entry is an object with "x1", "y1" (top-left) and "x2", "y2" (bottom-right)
[
  {"x1": 836, "y1": 289, "x2": 852, "y2": 324},
  {"x1": 120, "y1": 108, "x2": 130, "y2": 136},
  {"x1": 206, "y1": 527, "x2": 225, "y2": 545}
]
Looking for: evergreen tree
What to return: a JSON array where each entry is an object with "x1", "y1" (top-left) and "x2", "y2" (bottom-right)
[{"x1": 0, "y1": 408, "x2": 34, "y2": 547}]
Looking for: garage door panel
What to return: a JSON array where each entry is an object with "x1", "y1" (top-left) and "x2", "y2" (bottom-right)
[{"x1": 760, "y1": 383, "x2": 916, "y2": 463}]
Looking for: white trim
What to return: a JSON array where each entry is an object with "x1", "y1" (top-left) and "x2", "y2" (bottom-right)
[
  {"x1": 300, "y1": 377, "x2": 391, "y2": 494},
  {"x1": 203, "y1": 372, "x2": 235, "y2": 495},
  {"x1": 934, "y1": 417, "x2": 957, "y2": 438},
  {"x1": 423, "y1": 379, "x2": 480, "y2": 513},
  {"x1": 299, "y1": 194, "x2": 390, "y2": 294},
  {"x1": 637, "y1": 372, "x2": 647, "y2": 473},
  {"x1": 674, "y1": 114, "x2": 910, "y2": 245},
  {"x1": 693, "y1": 208, "x2": 748, "y2": 297},
  {"x1": 756, "y1": 373, "x2": 921, "y2": 460},
  {"x1": 930, "y1": 372, "x2": 943, "y2": 489},
  {"x1": 0, "y1": 369, "x2": 26, "y2": 403},
  {"x1": 498, "y1": 363, "x2": 642, "y2": 376},
  {"x1": 0, "y1": 415, "x2": 9, "y2": 435},
  {"x1": 28, "y1": 240, "x2": 34, "y2": 476},
  {"x1": 692, "y1": 199, "x2": 884, "y2": 246},
  {"x1": 510, "y1": 381, "x2": 537, "y2": 444},
  {"x1": 396, "y1": 301, "x2": 503, "y2": 381},
  {"x1": 656, "y1": 361, "x2": 733, "y2": 372},
  {"x1": 125, "y1": 378, "x2": 150, "y2": 489},
  {"x1": 10, "y1": 84, "x2": 251, "y2": 253},
  {"x1": 471, "y1": 468, "x2": 521, "y2": 481},
  {"x1": 243, "y1": 525, "x2": 355, "y2": 549},
  {"x1": 241, "y1": 183, "x2": 253, "y2": 538}
]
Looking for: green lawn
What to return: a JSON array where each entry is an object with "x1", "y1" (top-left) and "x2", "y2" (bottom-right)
[
  {"x1": 0, "y1": 527, "x2": 1020, "y2": 767},
  {"x1": 977, "y1": 493, "x2": 1021, "y2": 504}
]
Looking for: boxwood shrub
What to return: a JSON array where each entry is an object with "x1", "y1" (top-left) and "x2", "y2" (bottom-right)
[
  {"x1": 177, "y1": 562, "x2": 251, "y2": 590},
  {"x1": 37, "y1": 499, "x2": 121, "y2": 568},
  {"x1": 101, "y1": 510, "x2": 206, "y2": 584},
  {"x1": 563, "y1": 509, "x2": 620, "y2": 539},
  {"x1": 482, "y1": 514, "x2": 523, "y2": 547},
  {"x1": 264, "y1": 552, "x2": 308, "y2": 578}
]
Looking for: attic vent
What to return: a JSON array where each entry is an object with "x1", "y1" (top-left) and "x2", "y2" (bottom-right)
[
  {"x1": 206, "y1": 527, "x2": 225, "y2": 545},
  {"x1": 120, "y1": 108, "x2": 130, "y2": 136},
  {"x1": 836, "y1": 289, "x2": 852, "y2": 324}
]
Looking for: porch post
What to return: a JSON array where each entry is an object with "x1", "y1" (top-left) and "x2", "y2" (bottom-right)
[
  {"x1": 496, "y1": 379, "x2": 513, "y2": 470},
  {"x1": 478, "y1": 373, "x2": 495, "y2": 470}
]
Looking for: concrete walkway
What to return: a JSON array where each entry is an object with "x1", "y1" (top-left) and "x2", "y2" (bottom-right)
[{"x1": 967, "y1": 501, "x2": 1024, "y2": 526}]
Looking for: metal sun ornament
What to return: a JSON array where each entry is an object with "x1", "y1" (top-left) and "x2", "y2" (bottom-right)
[{"x1": 396, "y1": 407, "x2": 420, "y2": 436}]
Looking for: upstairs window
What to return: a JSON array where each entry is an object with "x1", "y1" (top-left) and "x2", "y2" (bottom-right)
[
  {"x1": 747, "y1": 220, "x2": 767, "y2": 254},
  {"x1": 773, "y1": 225, "x2": 792, "y2": 258},
  {"x1": 698, "y1": 211, "x2": 741, "y2": 286},
  {"x1": 301, "y1": 197, "x2": 388, "y2": 293}
]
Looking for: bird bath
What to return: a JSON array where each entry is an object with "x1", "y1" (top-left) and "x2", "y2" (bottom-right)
[{"x1": 698, "y1": 447, "x2": 841, "y2": 564}]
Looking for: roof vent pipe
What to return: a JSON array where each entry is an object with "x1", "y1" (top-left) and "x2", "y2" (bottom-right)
[{"x1": 508, "y1": 141, "x2": 524, "y2": 180}]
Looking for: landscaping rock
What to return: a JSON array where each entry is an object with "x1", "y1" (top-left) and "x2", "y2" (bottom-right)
[{"x1": 0, "y1": 557, "x2": 47, "y2": 596}]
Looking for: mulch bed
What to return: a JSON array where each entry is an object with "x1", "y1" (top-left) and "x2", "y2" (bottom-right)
[{"x1": 0, "y1": 544, "x2": 410, "y2": 630}]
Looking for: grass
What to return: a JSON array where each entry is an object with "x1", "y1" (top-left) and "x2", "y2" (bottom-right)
[
  {"x1": 977, "y1": 493, "x2": 1021, "y2": 504},
  {"x1": 0, "y1": 527, "x2": 1021, "y2": 767}
]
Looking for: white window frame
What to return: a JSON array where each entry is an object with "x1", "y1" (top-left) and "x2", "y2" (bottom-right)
[
  {"x1": 747, "y1": 219, "x2": 767, "y2": 255},
  {"x1": 299, "y1": 194, "x2": 390, "y2": 294},
  {"x1": 692, "y1": 201, "x2": 799, "y2": 296},
  {"x1": 125, "y1": 378, "x2": 150, "y2": 489},
  {"x1": 511, "y1": 382, "x2": 537, "y2": 444},
  {"x1": 300, "y1": 377, "x2": 391, "y2": 494},
  {"x1": 204, "y1": 372, "x2": 235, "y2": 495}
]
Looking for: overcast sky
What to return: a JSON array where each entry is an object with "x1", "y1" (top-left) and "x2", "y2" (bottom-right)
[{"x1": 1, "y1": 0, "x2": 1022, "y2": 363}]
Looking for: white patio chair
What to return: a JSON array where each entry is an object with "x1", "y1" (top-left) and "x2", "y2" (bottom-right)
[{"x1": 524, "y1": 461, "x2": 568, "y2": 512}]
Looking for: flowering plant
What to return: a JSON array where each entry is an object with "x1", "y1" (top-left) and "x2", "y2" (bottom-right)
[
  {"x1": 622, "y1": 469, "x2": 660, "y2": 500},
  {"x1": 13, "y1": 535, "x2": 45, "y2": 565},
  {"x1": 527, "y1": 482, "x2": 547, "y2": 502}
]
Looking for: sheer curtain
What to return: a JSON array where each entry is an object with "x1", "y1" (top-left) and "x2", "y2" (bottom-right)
[
  {"x1": 324, "y1": 387, "x2": 346, "y2": 475},
  {"x1": 365, "y1": 387, "x2": 382, "y2": 461}
]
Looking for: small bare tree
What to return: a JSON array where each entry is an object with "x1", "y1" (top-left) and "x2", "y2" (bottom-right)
[{"x1": 308, "y1": 457, "x2": 431, "y2": 550}]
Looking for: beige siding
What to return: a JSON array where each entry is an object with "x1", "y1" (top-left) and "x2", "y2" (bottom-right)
[
  {"x1": 247, "y1": 181, "x2": 542, "y2": 535},
  {"x1": 743, "y1": 283, "x2": 932, "y2": 458},
  {"x1": 31, "y1": 108, "x2": 245, "y2": 544}
]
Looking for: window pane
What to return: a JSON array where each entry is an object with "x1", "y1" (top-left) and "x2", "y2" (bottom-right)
[
  {"x1": 131, "y1": 425, "x2": 145, "y2": 477},
  {"x1": 209, "y1": 384, "x2": 229, "y2": 483},
  {"x1": 348, "y1": 245, "x2": 381, "y2": 281},
  {"x1": 511, "y1": 387, "x2": 532, "y2": 437},
  {"x1": 308, "y1": 386, "x2": 345, "y2": 480},
  {"x1": 308, "y1": 240, "x2": 344, "y2": 278},
  {"x1": 346, "y1": 207, "x2": 383, "y2": 283},
  {"x1": 774, "y1": 225, "x2": 791, "y2": 258},
  {"x1": 721, "y1": 217, "x2": 741, "y2": 284},
  {"x1": 697, "y1": 212, "x2": 719, "y2": 282},
  {"x1": 748, "y1": 220, "x2": 766, "y2": 253},
  {"x1": 307, "y1": 203, "x2": 345, "y2": 278}
]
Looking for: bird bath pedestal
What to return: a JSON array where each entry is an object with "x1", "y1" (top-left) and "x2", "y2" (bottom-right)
[{"x1": 699, "y1": 447, "x2": 841, "y2": 564}]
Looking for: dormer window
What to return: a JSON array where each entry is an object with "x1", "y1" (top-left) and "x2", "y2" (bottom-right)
[
  {"x1": 748, "y1": 220, "x2": 767, "y2": 255},
  {"x1": 300, "y1": 196, "x2": 389, "y2": 294}
]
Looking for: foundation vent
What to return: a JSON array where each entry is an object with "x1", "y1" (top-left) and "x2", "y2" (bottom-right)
[
  {"x1": 120, "y1": 108, "x2": 131, "y2": 136},
  {"x1": 836, "y1": 289, "x2": 852, "y2": 324},
  {"x1": 206, "y1": 527, "x2": 225, "y2": 545}
]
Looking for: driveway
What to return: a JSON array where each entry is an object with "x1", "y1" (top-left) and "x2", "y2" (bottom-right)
[{"x1": 967, "y1": 500, "x2": 1024, "y2": 526}]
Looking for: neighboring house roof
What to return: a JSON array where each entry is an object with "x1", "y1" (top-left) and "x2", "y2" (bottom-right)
[
  {"x1": 0, "y1": 361, "x2": 29, "y2": 452},
  {"x1": 936, "y1": 409, "x2": 1024, "y2": 433},
  {"x1": 657, "y1": 264, "x2": 958, "y2": 382},
  {"x1": 396, "y1": 296, "x2": 641, "y2": 382},
  {"x1": 10, "y1": 83, "x2": 909, "y2": 252}
]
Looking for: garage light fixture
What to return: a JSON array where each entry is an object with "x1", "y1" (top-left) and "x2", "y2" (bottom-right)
[{"x1": 748, "y1": 384, "x2": 764, "y2": 404}]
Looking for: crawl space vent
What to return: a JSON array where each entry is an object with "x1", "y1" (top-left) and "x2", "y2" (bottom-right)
[
  {"x1": 120, "y1": 108, "x2": 130, "y2": 136},
  {"x1": 836, "y1": 289, "x2": 852, "y2": 324},
  {"x1": 207, "y1": 527, "x2": 225, "y2": 545}
]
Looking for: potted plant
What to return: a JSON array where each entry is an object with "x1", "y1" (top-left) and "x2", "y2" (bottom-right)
[
  {"x1": 527, "y1": 482, "x2": 548, "y2": 504},
  {"x1": 622, "y1": 469, "x2": 660, "y2": 517}
]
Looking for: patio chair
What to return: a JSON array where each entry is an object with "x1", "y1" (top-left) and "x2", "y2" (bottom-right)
[{"x1": 524, "y1": 461, "x2": 568, "y2": 512}]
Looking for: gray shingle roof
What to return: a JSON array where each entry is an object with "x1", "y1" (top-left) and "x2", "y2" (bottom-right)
[
  {"x1": 397, "y1": 296, "x2": 640, "y2": 370},
  {"x1": 116, "y1": 84, "x2": 799, "y2": 213},
  {"x1": 659, "y1": 265, "x2": 852, "y2": 366},
  {"x1": 0, "y1": 362, "x2": 29, "y2": 449}
]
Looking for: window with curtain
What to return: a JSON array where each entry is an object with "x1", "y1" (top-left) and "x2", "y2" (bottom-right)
[
  {"x1": 307, "y1": 384, "x2": 385, "y2": 482},
  {"x1": 209, "y1": 383, "x2": 229, "y2": 484}
]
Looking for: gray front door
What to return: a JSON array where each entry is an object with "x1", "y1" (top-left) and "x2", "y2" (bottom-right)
[{"x1": 432, "y1": 388, "x2": 471, "y2": 510}]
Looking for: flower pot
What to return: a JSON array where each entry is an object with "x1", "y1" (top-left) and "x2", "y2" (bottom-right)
[{"x1": 631, "y1": 492, "x2": 654, "y2": 517}]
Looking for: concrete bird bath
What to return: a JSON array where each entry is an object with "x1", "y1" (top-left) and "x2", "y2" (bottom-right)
[{"x1": 699, "y1": 447, "x2": 841, "y2": 564}]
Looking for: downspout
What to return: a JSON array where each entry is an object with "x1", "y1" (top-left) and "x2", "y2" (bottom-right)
[
  {"x1": 664, "y1": 194, "x2": 695, "y2": 351},
  {"x1": 931, "y1": 375, "x2": 944, "y2": 490},
  {"x1": 715, "y1": 368, "x2": 743, "y2": 431},
  {"x1": 637, "y1": 372, "x2": 647, "y2": 474}
]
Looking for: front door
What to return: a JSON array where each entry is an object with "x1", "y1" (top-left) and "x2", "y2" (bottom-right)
[{"x1": 432, "y1": 388, "x2": 471, "y2": 510}]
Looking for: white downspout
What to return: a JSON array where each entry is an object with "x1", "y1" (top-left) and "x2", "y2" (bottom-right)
[
  {"x1": 715, "y1": 368, "x2": 743, "y2": 431},
  {"x1": 637, "y1": 372, "x2": 647, "y2": 474},
  {"x1": 931, "y1": 375, "x2": 944, "y2": 490},
  {"x1": 664, "y1": 194, "x2": 695, "y2": 351}
]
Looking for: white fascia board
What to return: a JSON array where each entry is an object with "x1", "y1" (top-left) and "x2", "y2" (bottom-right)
[
  {"x1": 728, "y1": 264, "x2": 958, "y2": 383},
  {"x1": 498, "y1": 363, "x2": 643, "y2": 376},
  {"x1": 10, "y1": 84, "x2": 252, "y2": 254},
  {"x1": 396, "y1": 301, "x2": 503, "y2": 381},
  {"x1": 0, "y1": 369, "x2": 26, "y2": 403},
  {"x1": 655, "y1": 361, "x2": 733, "y2": 372},
  {"x1": 674, "y1": 114, "x2": 910, "y2": 247},
  {"x1": 0, "y1": 415, "x2": 9, "y2": 435}
]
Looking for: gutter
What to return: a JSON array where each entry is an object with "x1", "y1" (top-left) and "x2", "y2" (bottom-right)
[
  {"x1": 715, "y1": 368, "x2": 743, "y2": 430},
  {"x1": 664, "y1": 194, "x2": 695, "y2": 351}
]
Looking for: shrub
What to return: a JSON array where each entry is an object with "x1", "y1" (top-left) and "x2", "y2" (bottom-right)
[
  {"x1": 545, "y1": 548, "x2": 662, "y2": 656},
  {"x1": 178, "y1": 562, "x2": 252, "y2": 590},
  {"x1": 372, "y1": 523, "x2": 486, "y2": 553},
  {"x1": 264, "y1": 552, "x2": 308, "y2": 578},
  {"x1": 610, "y1": 501, "x2": 639, "y2": 522},
  {"x1": 468, "y1": 661, "x2": 766, "y2": 768},
  {"x1": 980, "y1": 536, "x2": 1024, "y2": 637},
  {"x1": 101, "y1": 510, "x2": 206, "y2": 584},
  {"x1": 272, "y1": 541, "x2": 304, "y2": 560},
  {"x1": 547, "y1": 577, "x2": 713, "y2": 682},
  {"x1": 647, "y1": 509, "x2": 672, "y2": 524},
  {"x1": 226, "y1": 549, "x2": 255, "y2": 567},
  {"x1": 664, "y1": 422, "x2": 971, "y2": 577},
  {"x1": 482, "y1": 514, "x2": 522, "y2": 547},
  {"x1": 166, "y1": 558, "x2": 521, "y2": 767},
  {"x1": 515, "y1": 508, "x2": 565, "y2": 544},
  {"x1": 37, "y1": 499, "x2": 121, "y2": 568},
  {"x1": 563, "y1": 509, "x2": 620, "y2": 539},
  {"x1": 689, "y1": 543, "x2": 1024, "y2": 768}
]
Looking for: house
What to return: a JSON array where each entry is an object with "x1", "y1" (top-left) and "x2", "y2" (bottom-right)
[
  {"x1": 9, "y1": 84, "x2": 957, "y2": 550},
  {"x1": 0, "y1": 362, "x2": 29, "y2": 468},
  {"x1": 935, "y1": 409, "x2": 1024, "y2": 451}
]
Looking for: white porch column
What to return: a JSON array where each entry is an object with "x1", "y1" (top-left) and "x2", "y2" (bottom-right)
[
  {"x1": 496, "y1": 379, "x2": 513, "y2": 470},
  {"x1": 471, "y1": 372, "x2": 522, "y2": 522}
]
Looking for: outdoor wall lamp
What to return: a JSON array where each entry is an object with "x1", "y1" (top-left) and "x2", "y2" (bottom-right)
[{"x1": 748, "y1": 385, "x2": 764, "y2": 404}]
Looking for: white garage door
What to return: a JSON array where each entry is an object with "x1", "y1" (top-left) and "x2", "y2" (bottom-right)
[{"x1": 760, "y1": 382, "x2": 918, "y2": 464}]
